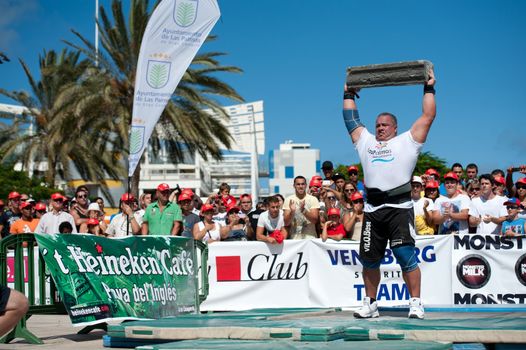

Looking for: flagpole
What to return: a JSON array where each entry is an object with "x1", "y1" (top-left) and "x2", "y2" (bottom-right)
[{"x1": 95, "y1": 0, "x2": 99, "y2": 67}]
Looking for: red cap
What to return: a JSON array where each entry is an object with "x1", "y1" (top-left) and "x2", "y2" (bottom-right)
[
  {"x1": 34, "y1": 202, "x2": 47, "y2": 211},
  {"x1": 200, "y1": 203, "x2": 214, "y2": 215},
  {"x1": 351, "y1": 192, "x2": 364, "y2": 201},
  {"x1": 19, "y1": 201, "x2": 32, "y2": 209},
  {"x1": 444, "y1": 171, "x2": 459, "y2": 181},
  {"x1": 157, "y1": 183, "x2": 170, "y2": 192},
  {"x1": 347, "y1": 165, "x2": 359, "y2": 173},
  {"x1": 8, "y1": 191, "x2": 21, "y2": 200},
  {"x1": 181, "y1": 188, "x2": 194, "y2": 196},
  {"x1": 425, "y1": 180, "x2": 440, "y2": 189},
  {"x1": 87, "y1": 218, "x2": 99, "y2": 226},
  {"x1": 51, "y1": 193, "x2": 65, "y2": 201},
  {"x1": 425, "y1": 168, "x2": 440, "y2": 177},
  {"x1": 226, "y1": 205, "x2": 240, "y2": 214},
  {"x1": 178, "y1": 193, "x2": 192, "y2": 202},
  {"x1": 516, "y1": 177, "x2": 526, "y2": 185},
  {"x1": 312, "y1": 175, "x2": 323, "y2": 182},
  {"x1": 327, "y1": 208, "x2": 341, "y2": 217},
  {"x1": 493, "y1": 176, "x2": 505, "y2": 186},
  {"x1": 309, "y1": 178, "x2": 322, "y2": 187},
  {"x1": 121, "y1": 193, "x2": 135, "y2": 202}
]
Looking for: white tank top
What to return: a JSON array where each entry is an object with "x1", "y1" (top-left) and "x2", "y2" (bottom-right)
[{"x1": 198, "y1": 221, "x2": 221, "y2": 242}]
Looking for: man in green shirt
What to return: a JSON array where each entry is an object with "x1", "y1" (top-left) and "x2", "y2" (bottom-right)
[{"x1": 141, "y1": 183, "x2": 182, "y2": 235}]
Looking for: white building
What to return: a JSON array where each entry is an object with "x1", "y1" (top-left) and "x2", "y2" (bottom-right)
[{"x1": 268, "y1": 141, "x2": 320, "y2": 198}]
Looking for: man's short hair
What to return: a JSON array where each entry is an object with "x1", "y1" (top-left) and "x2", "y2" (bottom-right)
[
  {"x1": 274, "y1": 193, "x2": 284, "y2": 202},
  {"x1": 491, "y1": 169, "x2": 505, "y2": 178},
  {"x1": 219, "y1": 182, "x2": 231, "y2": 192},
  {"x1": 451, "y1": 163, "x2": 463, "y2": 169},
  {"x1": 293, "y1": 176, "x2": 307, "y2": 185},
  {"x1": 466, "y1": 163, "x2": 478, "y2": 171},
  {"x1": 267, "y1": 196, "x2": 280, "y2": 205},
  {"x1": 377, "y1": 112, "x2": 398, "y2": 127},
  {"x1": 59, "y1": 221, "x2": 73, "y2": 233},
  {"x1": 479, "y1": 173, "x2": 494, "y2": 185}
]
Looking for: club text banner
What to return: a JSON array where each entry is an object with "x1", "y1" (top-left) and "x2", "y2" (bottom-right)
[{"x1": 36, "y1": 234, "x2": 198, "y2": 326}]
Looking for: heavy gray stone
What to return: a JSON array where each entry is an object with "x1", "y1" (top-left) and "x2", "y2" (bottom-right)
[{"x1": 346, "y1": 60, "x2": 433, "y2": 89}]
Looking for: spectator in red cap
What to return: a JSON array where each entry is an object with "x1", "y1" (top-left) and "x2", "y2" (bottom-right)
[
  {"x1": 79, "y1": 203, "x2": 108, "y2": 234},
  {"x1": 221, "y1": 205, "x2": 248, "y2": 241},
  {"x1": 256, "y1": 196, "x2": 287, "y2": 244},
  {"x1": 322, "y1": 207, "x2": 345, "y2": 241},
  {"x1": 505, "y1": 165, "x2": 526, "y2": 199},
  {"x1": 468, "y1": 174, "x2": 507, "y2": 234},
  {"x1": 500, "y1": 198, "x2": 525, "y2": 236},
  {"x1": 193, "y1": 204, "x2": 221, "y2": 243},
  {"x1": 424, "y1": 180, "x2": 441, "y2": 203},
  {"x1": 10, "y1": 202, "x2": 39, "y2": 235},
  {"x1": 178, "y1": 192, "x2": 200, "y2": 238},
  {"x1": 347, "y1": 165, "x2": 366, "y2": 199},
  {"x1": 106, "y1": 193, "x2": 142, "y2": 237},
  {"x1": 35, "y1": 193, "x2": 77, "y2": 234},
  {"x1": 0, "y1": 192, "x2": 22, "y2": 238},
  {"x1": 218, "y1": 183, "x2": 236, "y2": 207},
  {"x1": 142, "y1": 183, "x2": 182, "y2": 236},
  {"x1": 492, "y1": 175, "x2": 507, "y2": 198},
  {"x1": 411, "y1": 176, "x2": 436, "y2": 235},
  {"x1": 434, "y1": 172, "x2": 470, "y2": 235},
  {"x1": 34, "y1": 203, "x2": 47, "y2": 219},
  {"x1": 343, "y1": 192, "x2": 365, "y2": 240}
]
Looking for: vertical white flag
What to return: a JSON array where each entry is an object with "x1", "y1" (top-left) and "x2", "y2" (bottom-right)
[{"x1": 128, "y1": 0, "x2": 220, "y2": 177}]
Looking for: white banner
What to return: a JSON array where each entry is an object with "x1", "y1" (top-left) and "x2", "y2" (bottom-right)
[
  {"x1": 451, "y1": 234, "x2": 526, "y2": 305},
  {"x1": 128, "y1": 0, "x2": 221, "y2": 176},
  {"x1": 201, "y1": 236, "x2": 452, "y2": 311}
]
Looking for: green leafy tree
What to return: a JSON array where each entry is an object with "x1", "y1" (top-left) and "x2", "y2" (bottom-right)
[
  {"x1": 0, "y1": 163, "x2": 61, "y2": 201},
  {"x1": 64, "y1": 0, "x2": 244, "y2": 194}
]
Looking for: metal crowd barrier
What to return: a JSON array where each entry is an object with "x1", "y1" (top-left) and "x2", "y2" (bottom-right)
[{"x1": 0, "y1": 234, "x2": 67, "y2": 344}]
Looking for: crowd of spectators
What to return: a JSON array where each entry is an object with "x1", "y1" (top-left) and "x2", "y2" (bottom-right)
[{"x1": 0, "y1": 162, "x2": 524, "y2": 243}]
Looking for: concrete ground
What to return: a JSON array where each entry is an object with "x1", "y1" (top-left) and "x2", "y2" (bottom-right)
[{"x1": 0, "y1": 315, "x2": 107, "y2": 350}]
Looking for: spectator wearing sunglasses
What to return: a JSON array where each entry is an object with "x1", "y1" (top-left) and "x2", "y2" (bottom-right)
[
  {"x1": 106, "y1": 193, "x2": 142, "y2": 237},
  {"x1": 343, "y1": 192, "x2": 365, "y2": 241},
  {"x1": 500, "y1": 198, "x2": 525, "y2": 236},
  {"x1": 434, "y1": 172, "x2": 470, "y2": 235},
  {"x1": 466, "y1": 180, "x2": 481, "y2": 199},
  {"x1": 34, "y1": 202, "x2": 47, "y2": 219},
  {"x1": 10, "y1": 201, "x2": 39, "y2": 235},
  {"x1": 411, "y1": 176, "x2": 436, "y2": 235},
  {"x1": 70, "y1": 188, "x2": 90, "y2": 231},
  {"x1": 36, "y1": 193, "x2": 77, "y2": 234},
  {"x1": 347, "y1": 165, "x2": 366, "y2": 199}
]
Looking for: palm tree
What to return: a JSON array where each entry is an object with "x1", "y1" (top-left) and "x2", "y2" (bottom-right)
[
  {"x1": 64, "y1": 0, "x2": 244, "y2": 194},
  {"x1": 0, "y1": 49, "x2": 125, "y2": 199}
]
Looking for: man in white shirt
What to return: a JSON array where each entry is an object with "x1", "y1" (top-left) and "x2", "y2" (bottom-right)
[
  {"x1": 106, "y1": 193, "x2": 142, "y2": 237},
  {"x1": 434, "y1": 172, "x2": 471, "y2": 234},
  {"x1": 283, "y1": 176, "x2": 320, "y2": 240},
  {"x1": 35, "y1": 193, "x2": 77, "y2": 234},
  {"x1": 411, "y1": 176, "x2": 436, "y2": 235},
  {"x1": 469, "y1": 174, "x2": 507, "y2": 234},
  {"x1": 256, "y1": 196, "x2": 286, "y2": 243}
]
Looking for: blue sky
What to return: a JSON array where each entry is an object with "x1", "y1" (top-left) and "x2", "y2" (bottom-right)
[{"x1": 1, "y1": 0, "x2": 525, "y2": 176}]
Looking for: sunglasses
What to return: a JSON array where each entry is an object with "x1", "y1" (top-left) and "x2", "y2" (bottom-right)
[
  {"x1": 517, "y1": 185, "x2": 526, "y2": 190},
  {"x1": 327, "y1": 196, "x2": 336, "y2": 200},
  {"x1": 349, "y1": 172, "x2": 358, "y2": 175},
  {"x1": 469, "y1": 188, "x2": 481, "y2": 192},
  {"x1": 353, "y1": 199, "x2": 364, "y2": 204},
  {"x1": 506, "y1": 206, "x2": 519, "y2": 210},
  {"x1": 344, "y1": 189, "x2": 356, "y2": 193},
  {"x1": 77, "y1": 194, "x2": 87, "y2": 199},
  {"x1": 241, "y1": 201, "x2": 252, "y2": 204},
  {"x1": 54, "y1": 199, "x2": 64, "y2": 203},
  {"x1": 37, "y1": 210, "x2": 47, "y2": 213}
]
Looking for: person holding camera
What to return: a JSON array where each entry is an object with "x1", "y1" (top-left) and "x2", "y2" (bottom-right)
[{"x1": 343, "y1": 68, "x2": 436, "y2": 319}]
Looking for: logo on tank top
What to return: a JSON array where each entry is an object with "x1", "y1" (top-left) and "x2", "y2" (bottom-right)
[{"x1": 368, "y1": 142, "x2": 394, "y2": 163}]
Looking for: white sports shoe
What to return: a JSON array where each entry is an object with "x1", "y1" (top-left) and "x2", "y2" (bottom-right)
[
  {"x1": 408, "y1": 297, "x2": 425, "y2": 319},
  {"x1": 353, "y1": 297, "x2": 379, "y2": 318}
]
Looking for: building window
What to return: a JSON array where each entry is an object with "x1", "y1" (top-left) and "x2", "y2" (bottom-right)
[
  {"x1": 285, "y1": 166, "x2": 294, "y2": 179},
  {"x1": 274, "y1": 185, "x2": 280, "y2": 194},
  {"x1": 316, "y1": 160, "x2": 321, "y2": 173}
]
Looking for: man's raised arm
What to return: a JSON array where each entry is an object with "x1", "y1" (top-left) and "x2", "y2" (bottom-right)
[
  {"x1": 410, "y1": 69, "x2": 436, "y2": 144},
  {"x1": 343, "y1": 86, "x2": 364, "y2": 144}
]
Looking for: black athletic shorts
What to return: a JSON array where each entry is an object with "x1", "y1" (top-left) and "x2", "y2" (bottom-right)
[
  {"x1": 0, "y1": 284, "x2": 11, "y2": 314},
  {"x1": 359, "y1": 206, "x2": 415, "y2": 263}
]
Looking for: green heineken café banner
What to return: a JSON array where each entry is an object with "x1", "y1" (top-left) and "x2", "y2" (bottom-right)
[{"x1": 35, "y1": 234, "x2": 199, "y2": 326}]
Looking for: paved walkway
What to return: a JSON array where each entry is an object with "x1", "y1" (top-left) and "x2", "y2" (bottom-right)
[{"x1": 0, "y1": 315, "x2": 107, "y2": 350}]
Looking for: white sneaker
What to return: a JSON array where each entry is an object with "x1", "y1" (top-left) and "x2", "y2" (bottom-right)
[
  {"x1": 408, "y1": 297, "x2": 425, "y2": 319},
  {"x1": 353, "y1": 297, "x2": 379, "y2": 318}
]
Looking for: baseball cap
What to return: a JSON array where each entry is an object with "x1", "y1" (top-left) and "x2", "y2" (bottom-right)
[
  {"x1": 425, "y1": 180, "x2": 440, "y2": 189},
  {"x1": 309, "y1": 178, "x2": 322, "y2": 187},
  {"x1": 200, "y1": 203, "x2": 214, "y2": 215},
  {"x1": 34, "y1": 202, "x2": 47, "y2": 211},
  {"x1": 515, "y1": 177, "x2": 526, "y2": 186},
  {"x1": 178, "y1": 193, "x2": 192, "y2": 202},
  {"x1": 87, "y1": 218, "x2": 99, "y2": 226},
  {"x1": 226, "y1": 205, "x2": 240, "y2": 214},
  {"x1": 312, "y1": 175, "x2": 323, "y2": 182},
  {"x1": 351, "y1": 192, "x2": 364, "y2": 201},
  {"x1": 88, "y1": 203, "x2": 101, "y2": 212},
  {"x1": 321, "y1": 161, "x2": 334, "y2": 170},
  {"x1": 121, "y1": 193, "x2": 135, "y2": 202},
  {"x1": 19, "y1": 201, "x2": 32, "y2": 209},
  {"x1": 503, "y1": 198, "x2": 522, "y2": 207},
  {"x1": 157, "y1": 183, "x2": 170, "y2": 192},
  {"x1": 347, "y1": 165, "x2": 359, "y2": 173},
  {"x1": 493, "y1": 176, "x2": 505, "y2": 186},
  {"x1": 8, "y1": 191, "x2": 21, "y2": 200},
  {"x1": 181, "y1": 188, "x2": 194, "y2": 196},
  {"x1": 444, "y1": 171, "x2": 459, "y2": 181},
  {"x1": 425, "y1": 168, "x2": 440, "y2": 177},
  {"x1": 51, "y1": 193, "x2": 65, "y2": 201},
  {"x1": 332, "y1": 172, "x2": 345, "y2": 181},
  {"x1": 327, "y1": 208, "x2": 341, "y2": 217},
  {"x1": 411, "y1": 176, "x2": 423, "y2": 185}
]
